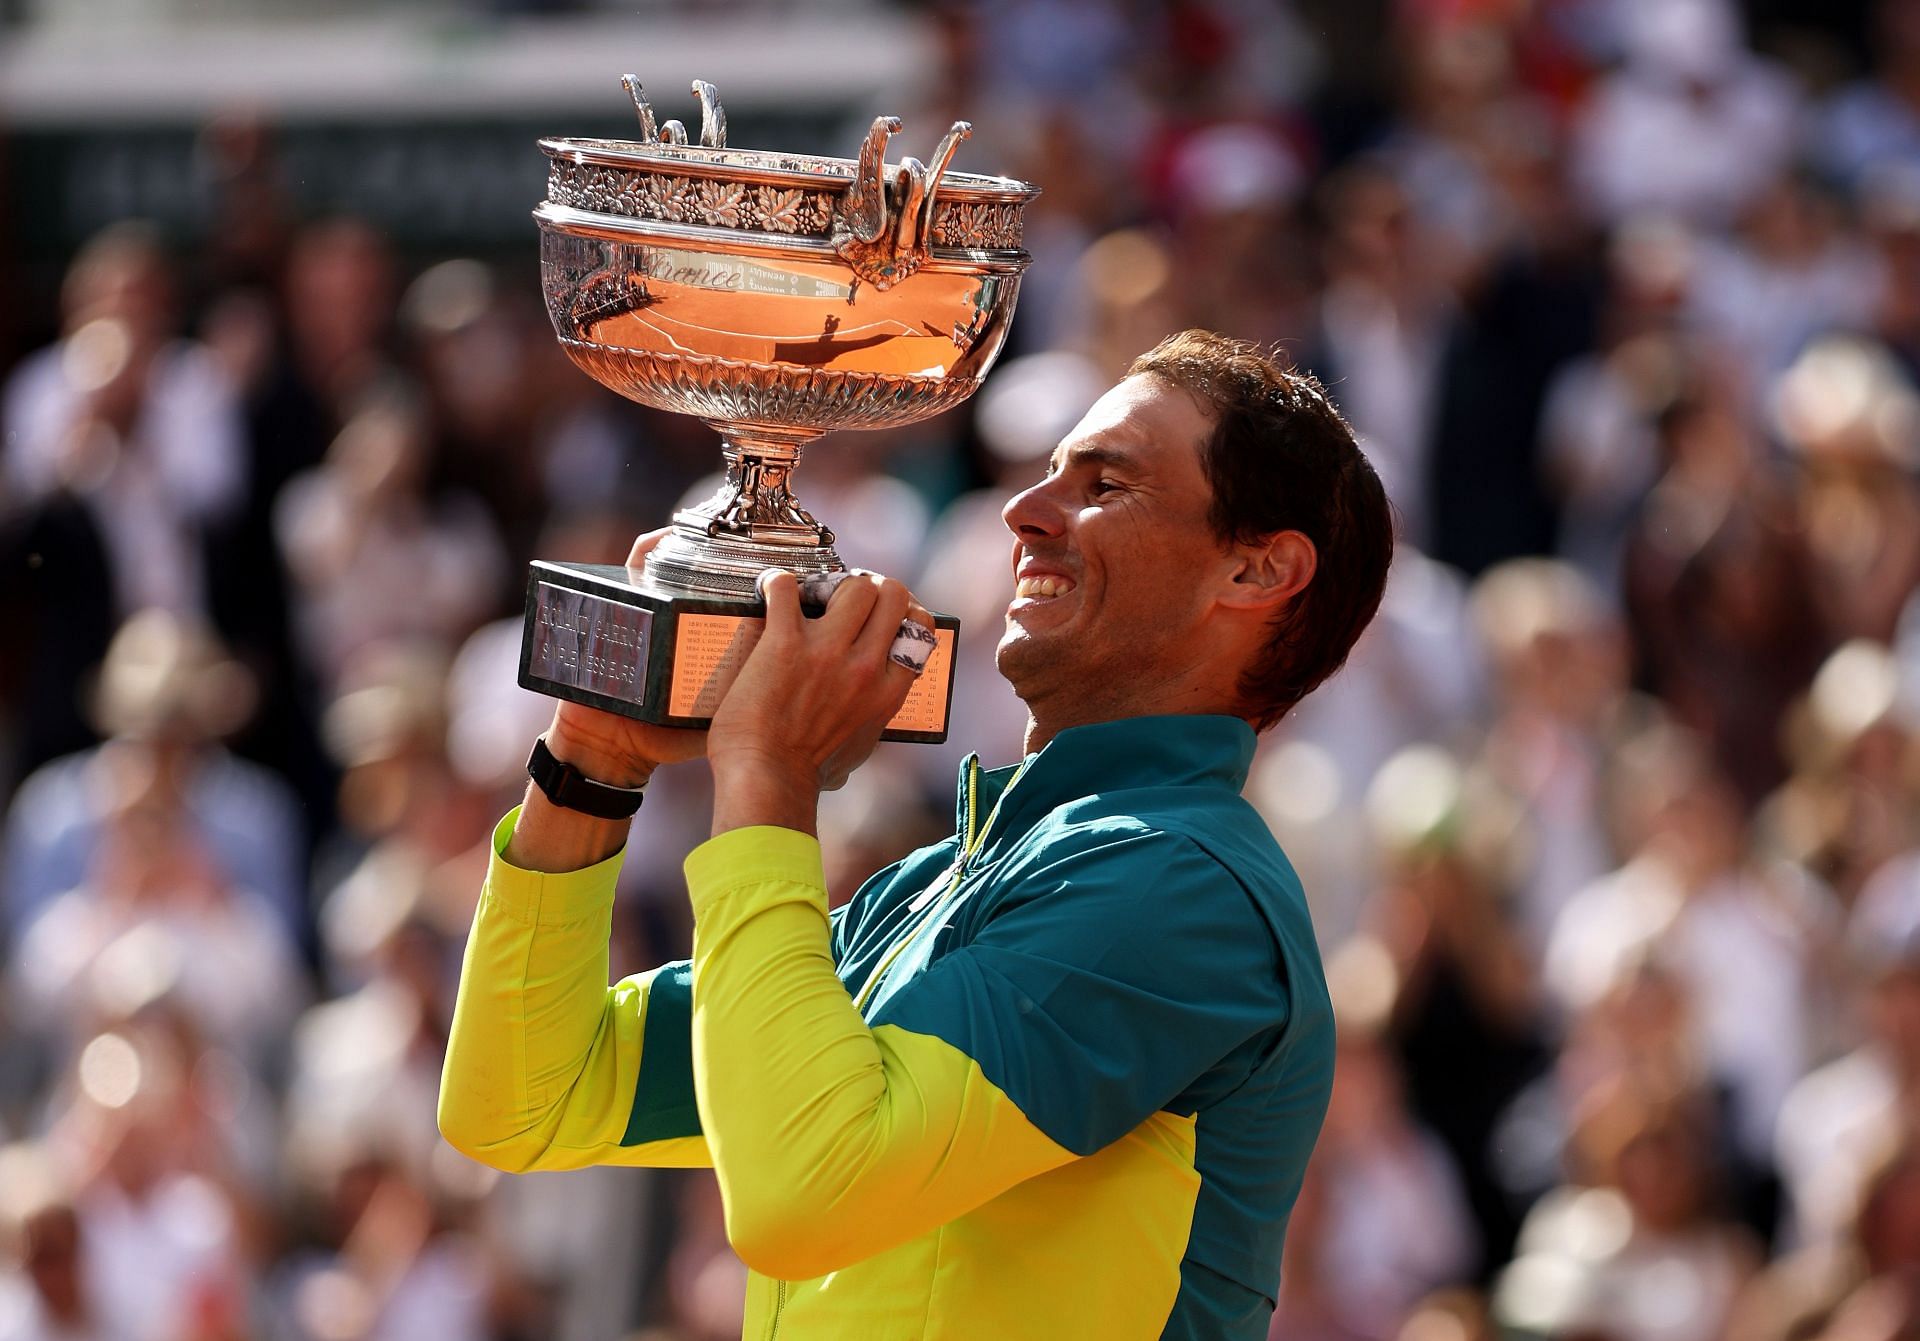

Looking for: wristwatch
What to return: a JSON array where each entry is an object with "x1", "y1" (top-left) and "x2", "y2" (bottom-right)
[{"x1": 526, "y1": 736, "x2": 648, "y2": 820}]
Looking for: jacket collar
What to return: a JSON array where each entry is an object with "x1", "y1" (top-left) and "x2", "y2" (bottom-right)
[{"x1": 953, "y1": 714, "x2": 1256, "y2": 857}]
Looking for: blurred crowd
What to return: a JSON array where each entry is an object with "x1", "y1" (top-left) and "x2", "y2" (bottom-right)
[{"x1": 9, "y1": 0, "x2": 1920, "y2": 1338}]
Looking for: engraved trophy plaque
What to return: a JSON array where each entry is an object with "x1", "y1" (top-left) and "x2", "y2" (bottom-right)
[{"x1": 523, "y1": 78, "x2": 1036, "y2": 742}]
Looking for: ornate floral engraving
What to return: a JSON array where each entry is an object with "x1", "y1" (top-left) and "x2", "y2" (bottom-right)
[
  {"x1": 753, "y1": 186, "x2": 828, "y2": 234},
  {"x1": 549, "y1": 160, "x2": 843, "y2": 237},
  {"x1": 694, "y1": 179, "x2": 748, "y2": 228},
  {"x1": 546, "y1": 157, "x2": 1022, "y2": 251},
  {"x1": 641, "y1": 174, "x2": 693, "y2": 222},
  {"x1": 928, "y1": 200, "x2": 1023, "y2": 250}
]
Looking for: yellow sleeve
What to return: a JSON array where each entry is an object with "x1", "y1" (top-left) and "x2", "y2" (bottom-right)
[
  {"x1": 438, "y1": 807, "x2": 710, "y2": 1172},
  {"x1": 685, "y1": 826, "x2": 1075, "y2": 1280}
]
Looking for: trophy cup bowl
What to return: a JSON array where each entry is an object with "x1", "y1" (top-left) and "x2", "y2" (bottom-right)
[{"x1": 521, "y1": 79, "x2": 1037, "y2": 742}]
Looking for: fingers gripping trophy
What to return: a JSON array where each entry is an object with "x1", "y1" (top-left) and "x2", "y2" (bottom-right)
[{"x1": 521, "y1": 78, "x2": 1038, "y2": 743}]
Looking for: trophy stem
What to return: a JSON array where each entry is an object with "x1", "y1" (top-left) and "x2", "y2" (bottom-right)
[
  {"x1": 693, "y1": 423, "x2": 836, "y2": 547},
  {"x1": 644, "y1": 423, "x2": 846, "y2": 600}
]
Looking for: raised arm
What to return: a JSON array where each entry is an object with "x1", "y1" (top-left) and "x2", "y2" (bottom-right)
[
  {"x1": 437, "y1": 798, "x2": 710, "y2": 1172},
  {"x1": 436, "y1": 526, "x2": 725, "y2": 1170},
  {"x1": 438, "y1": 529, "x2": 721, "y2": 1171}
]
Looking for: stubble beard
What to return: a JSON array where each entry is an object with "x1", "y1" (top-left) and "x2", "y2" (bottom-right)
[{"x1": 995, "y1": 621, "x2": 1125, "y2": 743}]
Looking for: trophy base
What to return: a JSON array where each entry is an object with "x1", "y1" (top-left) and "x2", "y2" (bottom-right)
[{"x1": 518, "y1": 560, "x2": 959, "y2": 744}]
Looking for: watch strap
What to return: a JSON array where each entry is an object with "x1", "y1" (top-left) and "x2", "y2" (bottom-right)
[{"x1": 526, "y1": 736, "x2": 647, "y2": 820}]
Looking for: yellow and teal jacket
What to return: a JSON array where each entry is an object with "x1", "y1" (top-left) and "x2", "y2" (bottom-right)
[{"x1": 440, "y1": 714, "x2": 1334, "y2": 1340}]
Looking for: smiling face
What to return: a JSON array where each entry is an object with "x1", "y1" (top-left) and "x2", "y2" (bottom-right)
[{"x1": 996, "y1": 374, "x2": 1245, "y2": 742}]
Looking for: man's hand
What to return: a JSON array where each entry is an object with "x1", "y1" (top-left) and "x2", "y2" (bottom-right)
[
  {"x1": 544, "y1": 528, "x2": 708, "y2": 788},
  {"x1": 707, "y1": 569, "x2": 930, "y2": 837}
]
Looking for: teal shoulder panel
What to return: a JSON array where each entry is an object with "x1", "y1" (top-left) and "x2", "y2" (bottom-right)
[
  {"x1": 620, "y1": 960, "x2": 703, "y2": 1146},
  {"x1": 873, "y1": 825, "x2": 1288, "y2": 1157}
]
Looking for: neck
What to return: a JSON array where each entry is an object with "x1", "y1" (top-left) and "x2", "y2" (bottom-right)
[
  {"x1": 1021, "y1": 689, "x2": 1246, "y2": 755},
  {"x1": 1009, "y1": 627, "x2": 1259, "y2": 753}
]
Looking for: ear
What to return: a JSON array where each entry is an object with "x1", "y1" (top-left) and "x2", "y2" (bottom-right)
[{"x1": 1218, "y1": 531, "x2": 1316, "y2": 612}]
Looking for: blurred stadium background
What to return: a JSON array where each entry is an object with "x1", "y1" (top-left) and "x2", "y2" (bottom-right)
[{"x1": 7, "y1": 0, "x2": 1920, "y2": 1338}]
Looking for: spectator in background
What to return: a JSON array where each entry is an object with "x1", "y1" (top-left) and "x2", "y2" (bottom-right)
[
  {"x1": 0, "y1": 222, "x2": 245, "y2": 621},
  {"x1": 1571, "y1": 0, "x2": 1801, "y2": 229},
  {"x1": 656, "y1": 1176, "x2": 748, "y2": 1341},
  {"x1": 0, "y1": 610, "x2": 305, "y2": 949},
  {"x1": 400, "y1": 258, "x2": 562, "y2": 561},
  {"x1": 293, "y1": 851, "x2": 462, "y2": 1189},
  {"x1": 1269, "y1": 937, "x2": 1477, "y2": 1340},
  {"x1": 0, "y1": 225, "x2": 246, "y2": 778},
  {"x1": 1546, "y1": 724, "x2": 1835, "y2": 1176},
  {"x1": 1762, "y1": 641, "x2": 1920, "y2": 911},
  {"x1": 1774, "y1": 337, "x2": 1920, "y2": 650},
  {"x1": 1309, "y1": 159, "x2": 1453, "y2": 547},
  {"x1": 269, "y1": 1151, "x2": 488, "y2": 1341},
  {"x1": 1163, "y1": 122, "x2": 1314, "y2": 350},
  {"x1": 307, "y1": 642, "x2": 495, "y2": 940},
  {"x1": 1539, "y1": 216, "x2": 1694, "y2": 595},
  {"x1": 273, "y1": 218, "x2": 401, "y2": 471},
  {"x1": 274, "y1": 393, "x2": 506, "y2": 697},
  {"x1": 1624, "y1": 378, "x2": 1821, "y2": 806},
  {"x1": 1687, "y1": 172, "x2": 1880, "y2": 409},
  {"x1": 998, "y1": 107, "x2": 1127, "y2": 355},
  {"x1": 1495, "y1": 1083, "x2": 1759, "y2": 1341},
  {"x1": 8, "y1": 796, "x2": 303, "y2": 1070},
  {"x1": 1359, "y1": 746, "x2": 1549, "y2": 1273},
  {"x1": 1399, "y1": 19, "x2": 1596, "y2": 581},
  {"x1": 38, "y1": 1022, "x2": 253, "y2": 1341},
  {"x1": 1466, "y1": 559, "x2": 1627, "y2": 948},
  {"x1": 1777, "y1": 849, "x2": 1920, "y2": 1247},
  {"x1": 1812, "y1": 0, "x2": 1920, "y2": 192}
]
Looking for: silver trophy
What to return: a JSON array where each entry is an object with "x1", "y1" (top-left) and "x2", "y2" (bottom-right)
[{"x1": 522, "y1": 78, "x2": 1036, "y2": 741}]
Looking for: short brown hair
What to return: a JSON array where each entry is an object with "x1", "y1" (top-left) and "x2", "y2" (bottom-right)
[{"x1": 1128, "y1": 330, "x2": 1393, "y2": 728}]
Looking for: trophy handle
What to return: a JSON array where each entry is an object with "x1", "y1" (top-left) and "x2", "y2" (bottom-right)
[
  {"x1": 691, "y1": 80, "x2": 728, "y2": 148},
  {"x1": 832, "y1": 118, "x2": 977, "y2": 290},
  {"x1": 917, "y1": 121, "x2": 972, "y2": 241},
  {"x1": 618, "y1": 76, "x2": 728, "y2": 150}
]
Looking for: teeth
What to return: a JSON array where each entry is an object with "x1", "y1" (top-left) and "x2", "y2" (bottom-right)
[{"x1": 1016, "y1": 576, "x2": 1075, "y2": 600}]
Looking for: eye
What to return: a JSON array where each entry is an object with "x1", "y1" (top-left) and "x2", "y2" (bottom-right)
[{"x1": 1089, "y1": 477, "x2": 1123, "y2": 497}]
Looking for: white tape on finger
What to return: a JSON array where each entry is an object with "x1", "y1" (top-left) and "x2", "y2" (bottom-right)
[
  {"x1": 794, "y1": 569, "x2": 858, "y2": 607},
  {"x1": 773, "y1": 568, "x2": 931, "y2": 675},
  {"x1": 890, "y1": 620, "x2": 937, "y2": 675}
]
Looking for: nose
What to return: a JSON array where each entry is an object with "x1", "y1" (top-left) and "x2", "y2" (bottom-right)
[{"x1": 1002, "y1": 475, "x2": 1067, "y2": 542}]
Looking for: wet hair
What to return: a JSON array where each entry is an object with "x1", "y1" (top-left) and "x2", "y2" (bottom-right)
[{"x1": 1128, "y1": 330, "x2": 1393, "y2": 728}]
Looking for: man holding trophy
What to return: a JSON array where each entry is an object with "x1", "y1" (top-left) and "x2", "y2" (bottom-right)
[{"x1": 439, "y1": 82, "x2": 1392, "y2": 1340}]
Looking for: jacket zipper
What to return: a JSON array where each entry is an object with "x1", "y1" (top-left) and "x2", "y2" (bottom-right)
[
  {"x1": 850, "y1": 758, "x2": 1027, "y2": 1012},
  {"x1": 766, "y1": 1278, "x2": 787, "y2": 1341}
]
